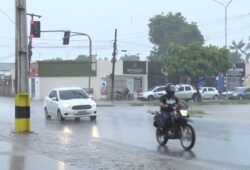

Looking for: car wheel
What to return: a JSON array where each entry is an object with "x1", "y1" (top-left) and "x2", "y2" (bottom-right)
[
  {"x1": 57, "y1": 110, "x2": 65, "y2": 121},
  {"x1": 90, "y1": 116, "x2": 97, "y2": 121},
  {"x1": 213, "y1": 95, "x2": 219, "y2": 100},
  {"x1": 44, "y1": 107, "x2": 51, "y2": 119},
  {"x1": 238, "y1": 95, "x2": 243, "y2": 100},
  {"x1": 147, "y1": 95, "x2": 154, "y2": 101}
]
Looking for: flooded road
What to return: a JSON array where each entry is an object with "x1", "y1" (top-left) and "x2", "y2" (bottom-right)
[{"x1": 1, "y1": 97, "x2": 250, "y2": 169}]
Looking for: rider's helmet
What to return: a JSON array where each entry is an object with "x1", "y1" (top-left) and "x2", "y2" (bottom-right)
[{"x1": 165, "y1": 83, "x2": 176, "y2": 97}]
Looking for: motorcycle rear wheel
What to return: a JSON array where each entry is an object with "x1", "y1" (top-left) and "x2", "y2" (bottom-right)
[
  {"x1": 128, "y1": 94, "x2": 134, "y2": 100},
  {"x1": 180, "y1": 124, "x2": 195, "y2": 150},
  {"x1": 156, "y1": 128, "x2": 168, "y2": 145}
]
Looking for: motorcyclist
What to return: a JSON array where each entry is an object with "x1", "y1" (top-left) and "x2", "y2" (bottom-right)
[{"x1": 160, "y1": 83, "x2": 179, "y2": 134}]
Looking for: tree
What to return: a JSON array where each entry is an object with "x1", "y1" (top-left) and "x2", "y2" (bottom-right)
[
  {"x1": 164, "y1": 42, "x2": 230, "y2": 101},
  {"x1": 42, "y1": 57, "x2": 63, "y2": 61},
  {"x1": 148, "y1": 12, "x2": 204, "y2": 61},
  {"x1": 120, "y1": 54, "x2": 140, "y2": 61},
  {"x1": 75, "y1": 55, "x2": 89, "y2": 61},
  {"x1": 228, "y1": 51, "x2": 244, "y2": 64},
  {"x1": 229, "y1": 39, "x2": 250, "y2": 63}
]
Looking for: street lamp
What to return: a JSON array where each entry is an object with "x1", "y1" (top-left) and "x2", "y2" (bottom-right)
[{"x1": 212, "y1": 0, "x2": 233, "y2": 48}]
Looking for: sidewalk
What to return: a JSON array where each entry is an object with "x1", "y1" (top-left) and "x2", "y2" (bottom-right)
[
  {"x1": 95, "y1": 99, "x2": 147, "y2": 107},
  {"x1": 0, "y1": 140, "x2": 81, "y2": 170}
]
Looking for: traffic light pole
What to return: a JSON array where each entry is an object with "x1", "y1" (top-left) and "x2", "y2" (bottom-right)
[
  {"x1": 70, "y1": 32, "x2": 92, "y2": 92},
  {"x1": 41, "y1": 30, "x2": 93, "y2": 91}
]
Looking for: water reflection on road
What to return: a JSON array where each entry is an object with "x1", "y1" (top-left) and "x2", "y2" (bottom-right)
[{"x1": 1, "y1": 97, "x2": 250, "y2": 169}]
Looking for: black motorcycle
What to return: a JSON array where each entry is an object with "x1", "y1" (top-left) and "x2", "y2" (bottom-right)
[{"x1": 153, "y1": 103, "x2": 196, "y2": 150}]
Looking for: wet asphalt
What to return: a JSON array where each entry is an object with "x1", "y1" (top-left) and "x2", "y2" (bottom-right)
[{"x1": 0, "y1": 97, "x2": 250, "y2": 170}]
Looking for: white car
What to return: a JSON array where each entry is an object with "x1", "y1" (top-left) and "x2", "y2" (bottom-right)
[
  {"x1": 138, "y1": 86, "x2": 166, "y2": 101},
  {"x1": 44, "y1": 87, "x2": 97, "y2": 121},
  {"x1": 199, "y1": 87, "x2": 220, "y2": 100},
  {"x1": 175, "y1": 84, "x2": 198, "y2": 101}
]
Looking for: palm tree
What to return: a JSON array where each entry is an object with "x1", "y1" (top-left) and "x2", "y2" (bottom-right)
[
  {"x1": 244, "y1": 36, "x2": 250, "y2": 63},
  {"x1": 229, "y1": 40, "x2": 245, "y2": 64}
]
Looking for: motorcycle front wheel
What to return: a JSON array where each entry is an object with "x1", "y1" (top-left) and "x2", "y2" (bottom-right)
[
  {"x1": 180, "y1": 124, "x2": 195, "y2": 150},
  {"x1": 156, "y1": 128, "x2": 168, "y2": 145}
]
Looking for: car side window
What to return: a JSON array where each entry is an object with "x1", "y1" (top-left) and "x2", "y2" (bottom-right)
[
  {"x1": 49, "y1": 90, "x2": 56, "y2": 98},
  {"x1": 154, "y1": 88, "x2": 160, "y2": 92},
  {"x1": 208, "y1": 88, "x2": 214, "y2": 92},
  {"x1": 185, "y1": 86, "x2": 191, "y2": 91},
  {"x1": 158, "y1": 87, "x2": 165, "y2": 92},
  {"x1": 245, "y1": 88, "x2": 250, "y2": 93},
  {"x1": 178, "y1": 87, "x2": 184, "y2": 92},
  {"x1": 203, "y1": 88, "x2": 207, "y2": 92}
]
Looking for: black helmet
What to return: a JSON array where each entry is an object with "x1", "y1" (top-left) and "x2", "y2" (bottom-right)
[{"x1": 165, "y1": 83, "x2": 175, "y2": 96}]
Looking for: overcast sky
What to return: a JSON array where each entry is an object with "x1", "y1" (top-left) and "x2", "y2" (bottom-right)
[{"x1": 0, "y1": 0, "x2": 249, "y2": 62}]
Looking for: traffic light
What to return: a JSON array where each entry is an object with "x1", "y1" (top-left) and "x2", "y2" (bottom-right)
[
  {"x1": 63, "y1": 31, "x2": 70, "y2": 45},
  {"x1": 30, "y1": 20, "x2": 40, "y2": 38}
]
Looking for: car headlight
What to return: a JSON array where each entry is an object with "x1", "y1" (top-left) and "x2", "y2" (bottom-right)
[
  {"x1": 63, "y1": 103, "x2": 71, "y2": 108},
  {"x1": 90, "y1": 101, "x2": 96, "y2": 107}
]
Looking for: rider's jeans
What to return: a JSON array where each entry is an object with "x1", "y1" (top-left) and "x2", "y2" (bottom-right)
[{"x1": 162, "y1": 111, "x2": 173, "y2": 130}]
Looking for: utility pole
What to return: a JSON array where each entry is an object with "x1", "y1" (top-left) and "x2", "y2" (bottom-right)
[
  {"x1": 15, "y1": 0, "x2": 31, "y2": 132},
  {"x1": 111, "y1": 29, "x2": 117, "y2": 102}
]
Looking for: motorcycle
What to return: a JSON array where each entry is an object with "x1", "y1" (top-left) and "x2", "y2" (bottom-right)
[
  {"x1": 153, "y1": 103, "x2": 196, "y2": 150},
  {"x1": 115, "y1": 88, "x2": 134, "y2": 100}
]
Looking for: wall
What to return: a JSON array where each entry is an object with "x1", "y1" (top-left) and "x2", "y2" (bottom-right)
[
  {"x1": 36, "y1": 60, "x2": 148, "y2": 100},
  {"x1": 38, "y1": 77, "x2": 92, "y2": 100},
  {"x1": 245, "y1": 64, "x2": 250, "y2": 87},
  {"x1": 95, "y1": 60, "x2": 123, "y2": 99}
]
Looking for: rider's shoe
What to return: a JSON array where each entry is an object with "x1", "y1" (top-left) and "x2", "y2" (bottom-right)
[{"x1": 167, "y1": 130, "x2": 175, "y2": 137}]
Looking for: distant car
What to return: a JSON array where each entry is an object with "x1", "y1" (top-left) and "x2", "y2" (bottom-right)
[
  {"x1": 44, "y1": 87, "x2": 97, "y2": 121},
  {"x1": 228, "y1": 87, "x2": 250, "y2": 100},
  {"x1": 199, "y1": 87, "x2": 220, "y2": 100},
  {"x1": 175, "y1": 84, "x2": 198, "y2": 101},
  {"x1": 222, "y1": 87, "x2": 244, "y2": 98},
  {"x1": 138, "y1": 86, "x2": 166, "y2": 101}
]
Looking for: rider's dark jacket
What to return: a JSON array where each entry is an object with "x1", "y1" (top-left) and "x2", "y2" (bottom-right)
[{"x1": 160, "y1": 94, "x2": 179, "y2": 113}]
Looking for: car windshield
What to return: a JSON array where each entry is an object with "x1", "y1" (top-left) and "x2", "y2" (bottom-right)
[
  {"x1": 147, "y1": 87, "x2": 155, "y2": 91},
  {"x1": 59, "y1": 89, "x2": 89, "y2": 100},
  {"x1": 233, "y1": 87, "x2": 245, "y2": 93}
]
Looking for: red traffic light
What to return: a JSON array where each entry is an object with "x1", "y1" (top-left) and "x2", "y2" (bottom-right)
[{"x1": 30, "y1": 20, "x2": 41, "y2": 38}]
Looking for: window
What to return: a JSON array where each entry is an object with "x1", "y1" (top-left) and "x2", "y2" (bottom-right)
[
  {"x1": 178, "y1": 87, "x2": 184, "y2": 92},
  {"x1": 245, "y1": 88, "x2": 250, "y2": 93},
  {"x1": 185, "y1": 86, "x2": 191, "y2": 91},
  {"x1": 156, "y1": 87, "x2": 165, "y2": 92},
  {"x1": 208, "y1": 88, "x2": 214, "y2": 92},
  {"x1": 49, "y1": 90, "x2": 56, "y2": 98},
  {"x1": 59, "y1": 89, "x2": 89, "y2": 100}
]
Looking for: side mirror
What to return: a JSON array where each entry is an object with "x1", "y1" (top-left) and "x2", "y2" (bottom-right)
[{"x1": 51, "y1": 97, "x2": 58, "y2": 101}]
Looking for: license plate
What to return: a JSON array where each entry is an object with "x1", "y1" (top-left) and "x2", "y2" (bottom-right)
[{"x1": 76, "y1": 111, "x2": 89, "y2": 115}]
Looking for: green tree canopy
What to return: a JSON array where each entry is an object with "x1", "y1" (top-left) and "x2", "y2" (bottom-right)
[
  {"x1": 148, "y1": 12, "x2": 204, "y2": 61},
  {"x1": 75, "y1": 55, "x2": 89, "y2": 61},
  {"x1": 120, "y1": 54, "x2": 140, "y2": 61},
  {"x1": 164, "y1": 43, "x2": 230, "y2": 100}
]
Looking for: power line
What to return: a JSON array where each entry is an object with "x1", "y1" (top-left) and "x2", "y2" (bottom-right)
[{"x1": 0, "y1": 9, "x2": 15, "y2": 24}]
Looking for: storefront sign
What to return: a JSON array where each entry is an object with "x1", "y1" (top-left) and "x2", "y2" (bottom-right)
[{"x1": 123, "y1": 61, "x2": 146, "y2": 74}]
